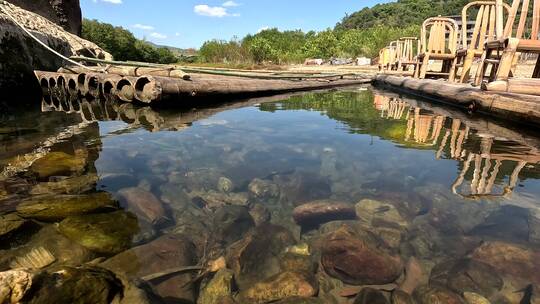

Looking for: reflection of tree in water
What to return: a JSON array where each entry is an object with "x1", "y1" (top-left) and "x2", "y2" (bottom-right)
[{"x1": 267, "y1": 90, "x2": 540, "y2": 200}]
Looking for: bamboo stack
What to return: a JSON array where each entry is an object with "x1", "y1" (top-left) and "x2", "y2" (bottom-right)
[{"x1": 34, "y1": 68, "x2": 372, "y2": 105}]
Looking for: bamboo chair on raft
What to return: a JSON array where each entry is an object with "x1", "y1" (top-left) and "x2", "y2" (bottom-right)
[
  {"x1": 453, "y1": 1, "x2": 511, "y2": 83},
  {"x1": 394, "y1": 37, "x2": 420, "y2": 71},
  {"x1": 474, "y1": 0, "x2": 540, "y2": 95},
  {"x1": 414, "y1": 17, "x2": 459, "y2": 80},
  {"x1": 378, "y1": 41, "x2": 398, "y2": 72}
]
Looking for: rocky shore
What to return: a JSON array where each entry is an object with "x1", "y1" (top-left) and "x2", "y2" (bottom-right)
[{"x1": 0, "y1": 1, "x2": 110, "y2": 99}]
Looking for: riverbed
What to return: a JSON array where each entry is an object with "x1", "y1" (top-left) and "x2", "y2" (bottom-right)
[{"x1": 1, "y1": 86, "x2": 539, "y2": 304}]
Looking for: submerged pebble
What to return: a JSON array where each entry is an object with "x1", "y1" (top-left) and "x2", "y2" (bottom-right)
[{"x1": 293, "y1": 200, "x2": 356, "y2": 228}]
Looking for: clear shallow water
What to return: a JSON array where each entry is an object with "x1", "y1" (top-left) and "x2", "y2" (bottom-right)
[{"x1": 1, "y1": 87, "x2": 540, "y2": 303}]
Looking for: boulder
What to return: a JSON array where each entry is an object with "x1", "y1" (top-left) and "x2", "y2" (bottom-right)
[
  {"x1": 30, "y1": 174, "x2": 99, "y2": 195},
  {"x1": 463, "y1": 292, "x2": 490, "y2": 304},
  {"x1": 293, "y1": 200, "x2": 356, "y2": 228},
  {"x1": 413, "y1": 285, "x2": 464, "y2": 304},
  {"x1": 249, "y1": 203, "x2": 271, "y2": 226},
  {"x1": 17, "y1": 192, "x2": 118, "y2": 221},
  {"x1": 58, "y1": 211, "x2": 139, "y2": 254},
  {"x1": 24, "y1": 266, "x2": 123, "y2": 304},
  {"x1": 353, "y1": 288, "x2": 389, "y2": 304},
  {"x1": 238, "y1": 271, "x2": 318, "y2": 304},
  {"x1": 0, "y1": 2, "x2": 110, "y2": 97},
  {"x1": 321, "y1": 227, "x2": 403, "y2": 285},
  {"x1": 248, "y1": 178, "x2": 280, "y2": 199},
  {"x1": 470, "y1": 241, "x2": 540, "y2": 285},
  {"x1": 197, "y1": 269, "x2": 235, "y2": 304},
  {"x1": 226, "y1": 223, "x2": 296, "y2": 289},
  {"x1": 7, "y1": 0, "x2": 82, "y2": 35},
  {"x1": 101, "y1": 234, "x2": 197, "y2": 303},
  {"x1": 29, "y1": 151, "x2": 86, "y2": 180},
  {"x1": 217, "y1": 177, "x2": 234, "y2": 193},
  {"x1": 117, "y1": 187, "x2": 167, "y2": 225},
  {"x1": 429, "y1": 259, "x2": 503, "y2": 298},
  {"x1": 391, "y1": 290, "x2": 416, "y2": 304},
  {"x1": 355, "y1": 199, "x2": 408, "y2": 228},
  {"x1": 0, "y1": 213, "x2": 26, "y2": 239},
  {"x1": 0, "y1": 225, "x2": 95, "y2": 269},
  {"x1": 213, "y1": 205, "x2": 255, "y2": 246},
  {"x1": 0, "y1": 269, "x2": 33, "y2": 304}
]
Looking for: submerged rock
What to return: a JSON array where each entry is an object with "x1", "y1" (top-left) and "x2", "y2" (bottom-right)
[
  {"x1": 413, "y1": 285, "x2": 464, "y2": 304},
  {"x1": 213, "y1": 205, "x2": 255, "y2": 246},
  {"x1": 117, "y1": 187, "x2": 167, "y2": 225},
  {"x1": 218, "y1": 177, "x2": 234, "y2": 193},
  {"x1": 30, "y1": 151, "x2": 86, "y2": 180},
  {"x1": 391, "y1": 290, "x2": 416, "y2": 304},
  {"x1": 471, "y1": 241, "x2": 540, "y2": 285},
  {"x1": 321, "y1": 227, "x2": 402, "y2": 285},
  {"x1": 400, "y1": 257, "x2": 424, "y2": 295},
  {"x1": 248, "y1": 178, "x2": 280, "y2": 199},
  {"x1": 293, "y1": 200, "x2": 356, "y2": 228},
  {"x1": 355, "y1": 199, "x2": 408, "y2": 228},
  {"x1": 0, "y1": 213, "x2": 27, "y2": 239},
  {"x1": 25, "y1": 266, "x2": 122, "y2": 304},
  {"x1": 273, "y1": 172, "x2": 331, "y2": 205},
  {"x1": 463, "y1": 292, "x2": 490, "y2": 304},
  {"x1": 0, "y1": 269, "x2": 33, "y2": 304},
  {"x1": 101, "y1": 234, "x2": 197, "y2": 303},
  {"x1": 249, "y1": 203, "x2": 271, "y2": 226},
  {"x1": 274, "y1": 297, "x2": 324, "y2": 304},
  {"x1": 30, "y1": 174, "x2": 99, "y2": 195},
  {"x1": 238, "y1": 271, "x2": 318, "y2": 304},
  {"x1": 226, "y1": 223, "x2": 296, "y2": 288},
  {"x1": 468, "y1": 205, "x2": 529, "y2": 242},
  {"x1": 429, "y1": 259, "x2": 503, "y2": 298},
  {"x1": 353, "y1": 287, "x2": 389, "y2": 304},
  {"x1": 58, "y1": 211, "x2": 139, "y2": 254},
  {"x1": 0, "y1": 225, "x2": 94, "y2": 269},
  {"x1": 16, "y1": 192, "x2": 117, "y2": 221},
  {"x1": 197, "y1": 269, "x2": 235, "y2": 304}
]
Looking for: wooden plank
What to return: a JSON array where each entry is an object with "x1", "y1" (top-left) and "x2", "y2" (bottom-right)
[
  {"x1": 496, "y1": 0, "x2": 504, "y2": 39},
  {"x1": 517, "y1": 0, "x2": 530, "y2": 39},
  {"x1": 533, "y1": 0, "x2": 540, "y2": 39}
]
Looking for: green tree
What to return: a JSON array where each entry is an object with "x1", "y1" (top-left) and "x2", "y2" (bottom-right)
[
  {"x1": 302, "y1": 30, "x2": 338, "y2": 58},
  {"x1": 248, "y1": 37, "x2": 278, "y2": 63}
]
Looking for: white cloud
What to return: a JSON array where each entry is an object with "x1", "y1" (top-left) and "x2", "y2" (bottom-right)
[
  {"x1": 133, "y1": 24, "x2": 154, "y2": 31},
  {"x1": 194, "y1": 5, "x2": 229, "y2": 17},
  {"x1": 150, "y1": 32, "x2": 167, "y2": 39},
  {"x1": 101, "y1": 0, "x2": 122, "y2": 4},
  {"x1": 222, "y1": 1, "x2": 240, "y2": 7},
  {"x1": 258, "y1": 26, "x2": 269, "y2": 33},
  {"x1": 175, "y1": 32, "x2": 181, "y2": 36}
]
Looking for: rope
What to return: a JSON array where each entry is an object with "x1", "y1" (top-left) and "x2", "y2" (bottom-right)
[{"x1": 0, "y1": 1, "x2": 100, "y2": 72}]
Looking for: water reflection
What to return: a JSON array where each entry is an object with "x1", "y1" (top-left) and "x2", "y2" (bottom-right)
[{"x1": 1, "y1": 88, "x2": 540, "y2": 304}]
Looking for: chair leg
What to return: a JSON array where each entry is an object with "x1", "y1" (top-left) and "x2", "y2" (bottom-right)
[
  {"x1": 419, "y1": 55, "x2": 430, "y2": 79},
  {"x1": 474, "y1": 49, "x2": 490, "y2": 87},
  {"x1": 495, "y1": 38, "x2": 519, "y2": 81},
  {"x1": 448, "y1": 58, "x2": 457, "y2": 82},
  {"x1": 460, "y1": 51, "x2": 475, "y2": 83},
  {"x1": 533, "y1": 55, "x2": 540, "y2": 78}
]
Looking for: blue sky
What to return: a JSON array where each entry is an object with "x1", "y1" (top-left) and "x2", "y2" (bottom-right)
[{"x1": 81, "y1": 0, "x2": 388, "y2": 49}]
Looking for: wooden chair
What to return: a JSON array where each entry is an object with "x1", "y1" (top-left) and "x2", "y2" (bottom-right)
[
  {"x1": 378, "y1": 42, "x2": 398, "y2": 72},
  {"x1": 414, "y1": 17, "x2": 459, "y2": 80},
  {"x1": 453, "y1": 1, "x2": 511, "y2": 83},
  {"x1": 475, "y1": 0, "x2": 540, "y2": 94},
  {"x1": 395, "y1": 37, "x2": 420, "y2": 71}
]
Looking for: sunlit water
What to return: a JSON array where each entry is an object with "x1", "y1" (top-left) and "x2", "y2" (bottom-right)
[{"x1": 1, "y1": 87, "x2": 540, "y2": 303}]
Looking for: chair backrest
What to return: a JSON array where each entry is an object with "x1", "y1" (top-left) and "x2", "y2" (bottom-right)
[
  {"x1": 462, "y1": 1, "x2": 512, "y2": 51},
  {"x1": 397, "y1": 37, "x2": 420, "y2": 62},
  {"x1": 421, "y1": 17, "x2": 459, "y2": 55},
  {"x1": 500, "y1": 0, "x2": 540, "y2": 40}
]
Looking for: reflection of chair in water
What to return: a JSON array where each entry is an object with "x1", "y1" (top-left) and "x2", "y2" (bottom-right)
[
  {"x1": 374, "y1": 95, "x2": 410, "y2": 119},
  {"x1": 405, "y1": 108, "x2": 446, "y2": 145},
  {"x1": 451, "y1": 136, "x2": 537, "y2": 198},
  {"x1": 435, "y1": 118, "x2": 470, "y2": 159}
]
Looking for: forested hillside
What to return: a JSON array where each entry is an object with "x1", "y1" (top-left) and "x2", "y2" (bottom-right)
[{"x1": 336, "y1": 0, "x2": 469, "y2": 30}]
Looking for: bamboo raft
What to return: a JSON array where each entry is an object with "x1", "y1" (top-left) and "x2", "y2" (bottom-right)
[
  {"x1": 374, "y1": 74, "x2": 540, "y2": 126},
  {"x1": 35, "y1": 64, "x2": 372, "y2": 105}
]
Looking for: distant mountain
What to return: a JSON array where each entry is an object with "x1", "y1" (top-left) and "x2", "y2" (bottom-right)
[
  {"x1": 146, "y1": 42, "x2": 198, "y2": 57},
  {"x1": 336, "y1": 0, "x2": 469, "y2": 30}
]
